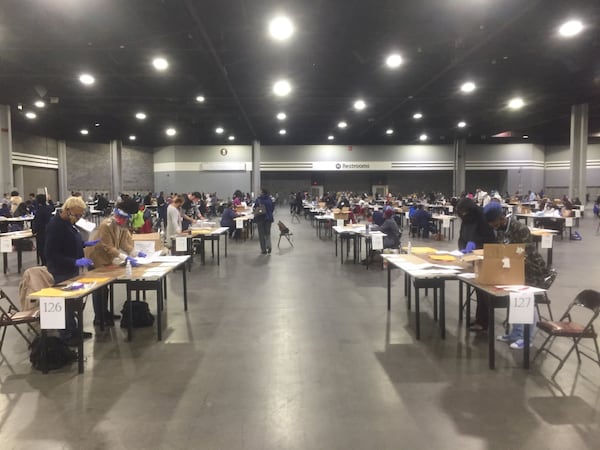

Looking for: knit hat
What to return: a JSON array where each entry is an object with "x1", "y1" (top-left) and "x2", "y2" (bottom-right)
[{"x1": 483, "y1": 202, "x2": 504, "y2": 222}]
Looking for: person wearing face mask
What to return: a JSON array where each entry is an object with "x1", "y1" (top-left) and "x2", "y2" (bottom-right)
[
  {"x1": 45, "y1": 196, "x2": 97, "y2": 343},
  {"x1": 87, "y1": 199, "x2": 146, "y2": 326}
]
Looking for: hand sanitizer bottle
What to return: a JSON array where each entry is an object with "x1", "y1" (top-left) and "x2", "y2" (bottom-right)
[{"x1": 125, "y1": 259, "x2": 132, "y2": 277}]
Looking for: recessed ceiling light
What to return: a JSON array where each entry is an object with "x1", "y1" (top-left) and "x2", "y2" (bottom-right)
[
  {"x1": 228, "y1": 135, "x2": 235, "y2": 141},
  {"x1": 129, "y1": 135, "x2": 136, "y2": 141},
  {"x1": 457, "y1": 121, "x2": 467, "y2": 128},
  {"x1": 413, "y1": 112, "x2": 423, "y2": 119},
  {"x1": 195, "y1": 95, "x2": 205, "y2": 103},
  {"x1": 354, "y1": 99, "x2": 366, "y2": 111},
  {"x1": 34, "y1": 100, "x2": 45, "y2": 108},
  {"x1": 25, "y1": 111, "x2": 36, "y2": 119},
  {"x1": 279, "y1": 129, "x2": 287, "y2": 135},
  {"x1": 80, "y1": 129, "x2": 89, "y2": 135},
  {"x1": 152, "y1": 57, "x2": 169, "y2": 71},
  {"x1": 385, "y1": 128, "x2": 394, "y2": 135},
  {"x1": 79, "y1": 73, "x2": 95, "y2": 85},
  {"x1": 273, "y1": 80, "x2": 291, "y2": 96},
  {"x1": 386, "y1": 53, "x2": 403, "y2": 68},
  {"x1": 269, "y1": 16, "x2": 294, "y2": 41},
  {"x1": 17, "y1": 104, "x2": 23, "y2": 110},
  {"x1": 276, "y1": 112, "x2": 287, "y2": 121},
  {"x1": 337, "y1": 121, "x2": 347, "y2": 129},
  {"x1": 94, "y1": 123, "x2": 100, "y2": 127},
  {"x1": 460, "y1": 81, "x2": 476, "y2": 93},
  {"x1": 419, "y1": 133, "x2": 428, "y2": 141},
  {"x1": 215, "y1": 127, "x2": 224, "y2": 134},
  {"x1": 135, "y1": 112, "x2": 147, "y2": 120},
  {"x1": 522, "y1": 135, "x2": 529, "y2": 139},
  {"x1": 327, "y1": 135, "x2": 334, "y2": 140},
  {"x1": 165, "y1": 128, "x2": 176, "y2": 136},
  {"x1": 559, "y1": 20, "x2": 583, "y2": 37},
  {"x1": 507, "y1": 97, "x2": 525, "y2": 110}
]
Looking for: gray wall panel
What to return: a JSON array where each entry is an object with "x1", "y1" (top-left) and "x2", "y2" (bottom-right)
[
  {"x1": 122, "y1": 145, "x2": 154, "y2": 193},
  {"x1": 154, "y1": 171, "x2": 251, "y2": 199},
  {"x1": 12, "y1": 132, "x2": 58, "y2": 157},
  {"x1": 66, "y1": 141, "x2": 111, "y2": 197},
  {"x1": 22, "y1": 166, "x2": 58, "y2": 200}
]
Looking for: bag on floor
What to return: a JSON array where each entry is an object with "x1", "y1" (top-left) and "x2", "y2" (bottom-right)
[
  {"x1": 570, "y1": 231, "x2": 582, "y2": 241},
  {"x1": 120, "y1": 300, "x2": 155, "y2": 328},
  {"x1": 29, "y1": 336, "x2": 78, "y2": 371}
]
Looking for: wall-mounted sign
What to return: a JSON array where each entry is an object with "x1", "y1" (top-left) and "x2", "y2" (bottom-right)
[{"x1": 219, "y1": 148, "x2": 228, "y2": 156}]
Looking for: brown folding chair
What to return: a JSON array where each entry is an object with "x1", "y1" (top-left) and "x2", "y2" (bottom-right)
[
  {"x1": 533, "y1": 289, "x2": 600, "y2": 379},
  {"x1": 0, "y1": 289, "x2": 40, "y2": 353},
  {"x1": 277, "y1": 221, "x2": 294, "y2": 248}
]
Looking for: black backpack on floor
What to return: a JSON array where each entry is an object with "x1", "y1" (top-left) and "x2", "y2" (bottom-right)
[
  {"x1": 120, "y1": 300, "x2": 155, "y2": 328},
  {"x1": 29, "y1": 336, "x2": 78, "y2": 371}
]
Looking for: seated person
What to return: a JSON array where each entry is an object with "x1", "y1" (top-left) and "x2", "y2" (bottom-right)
[
  {"x1": 372, "y1": 208, "x2": 400, "y2": 249},
  {"x1": 372, "y1": 209, "x2": 384, "y2": 226},
  {"x1": 412, "y1": 204, "x2": 432, "y2": 238},
  {"x1": 220, "y1": 202, "x2": 239, "y2": 238}
]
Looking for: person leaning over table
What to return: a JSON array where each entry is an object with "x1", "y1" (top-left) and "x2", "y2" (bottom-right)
[
  {"x1": 165, "y1": 195, "x2": 184, "y2": 249},
  {"x1": 483, "y1": 202, "x2": 549, "y2": 349},
  {"x1": 86, "y1": 199, "x2": 144, "y2": 326},
  {"x1": 455, "y1": 197, "x2": 496, "y2": 332},
  {"x1": 253, "y1": 188, "x2": 275, "y2": 254},
  {"x1": 44, "y1": 196, "x2": 98, "y2": 344}
]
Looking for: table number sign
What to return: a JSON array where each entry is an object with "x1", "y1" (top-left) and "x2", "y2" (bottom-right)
[
  {"x1": 565, "y1": 217, "x2": 573, "y2": 227},
  {"x1": 0, "y1": 237, "x2": 12, "y2": 253},
  {"x1": 236, "y1": 219, "x2": 243, "y2": 229},
  {"x1": 371, "y1": 234, "x2": 383, "y2": 250},
  {"x1": 40, "y1": 297, "x2": 66, "y2": 329},
  {"x1": 442, "y1": 218, "x2": 450, "y2": 229},
  {"x1": 175, "y1": 236, "x2": 187, "y2": 252},
  {"x1": 541, "y1": 234, "x2": 553, "y2": 249},
  {"x1": 509, "y1": 291, "x2": 535, "y2": 324}
]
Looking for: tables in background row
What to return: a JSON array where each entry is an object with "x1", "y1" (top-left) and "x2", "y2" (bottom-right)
[{"x1": 0, "y1": 229, "x2": 34, "y2": 274}]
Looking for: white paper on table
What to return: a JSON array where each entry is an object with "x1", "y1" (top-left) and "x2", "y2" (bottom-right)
[
  {"x1": 337, "y1": 219, "x2": 344, "y2": 228},
  {"x1": 495, "y1": 285, "x2": 545, "y2": 293},
  {"x1": 460, "y1": 273, "x2": 477, "y2": 279},
  {"x1": 175, "y1": 236, "x2": 187, "y2": 251},
  {"x1": 151, "y1": 255, "x2": 186, "y2": 262},
  {"x1": 565, "y1": 217, "x2": 573, "y2": 227},
  {"x1": 411, "y1": 269, "x2": 459, "y2": 276},
  {"x1": 159, "y1": 262, "x2": 180, "y2": 267},
  {"x1": 509, "y1": 291, "x2": 535, "y2": 324},
  {"x1": 236, "y1": 219, "x2": 243, "y2": 229},
  {"x1": 135, "y1": 252, "x2": 162, "y2": 265},
  {"x1": 0, "y1": 237, "x2": 12, "y2": 253},
  {"x1": 541, "y1": 234, "x2": 553, "y2": 249},
  {"x1": 75, "y1": 218, "x2": 96, "y2": 233},
  {"x1": 449, "y1": 250, "x2": 465, "y2": 256},
  {"x1": 442, "y1": 218, "x2": 450, "y2": 228},
  {"x1": 575, "y1": 209, "x2": 581, "y2": 218},
  {"x1": 134, "y1": 241, "x2": 157, "y2": 256},
  {"x1": 40, "y1": 297, "x2": 66, "y2": 329},
  {"x1": 371, "y1": 234, "x2": 383, "y2": 250}
]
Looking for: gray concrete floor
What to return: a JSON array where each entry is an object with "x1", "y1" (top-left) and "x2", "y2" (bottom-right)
[{"x1": 1, "y1": 212, "x2": 599, "y2": 450}]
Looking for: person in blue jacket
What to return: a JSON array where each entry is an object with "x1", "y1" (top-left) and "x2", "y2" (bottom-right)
[{"x1": 253, "y1": 189, "x2": 275, "y2": 254}]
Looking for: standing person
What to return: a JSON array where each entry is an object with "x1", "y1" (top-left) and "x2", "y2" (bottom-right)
[
  {"x1": 87, "y1": 199, "x2": 145, "y2": 326},
  {"x1": 157, "y1": 191, "x2": 166, "y2": 228},
  {"x1": 165, "y1": 195, "x2": 184, "y2": 248},
  {"x1": 9, "y1": 190, "x2": 22, "y2": 215},
  {"x1": 31, "y1": 194, "x2": 55, "y2": 265},
  {"x1": 483, "y1": 203, "x2": 548, "y2": 349},
  {"x1": 220, "y1": 202, "x2": 239, "y2": 239},
  {"x1": 44, "y1": 196, "x2": 97, "y2": 343},
  {"x1": 455, "y1": 197, "x2": 496, "y2": 331},
  {"x1": 254, "y1": 189, "x2": 275, "y2": 254}
]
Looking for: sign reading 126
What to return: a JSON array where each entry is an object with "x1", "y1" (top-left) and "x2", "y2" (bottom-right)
[{"x1": 40, "y1": 297, "x2": 66, "y2": 329}]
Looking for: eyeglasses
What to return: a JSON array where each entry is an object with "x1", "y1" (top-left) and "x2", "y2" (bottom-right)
[{"x1": 67, "y1": 209, "x2": 83, "y2": 220}]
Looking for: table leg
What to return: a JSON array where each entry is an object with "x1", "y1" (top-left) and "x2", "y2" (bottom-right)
[
  {"x1": 488, "y1": 301, "x2": 495, "y2": 370},
  {"x1": 407, "y1": 275, "x2": 412, "y2": 310},
  {"x1": 459, "y1": 281, "x2": 464, "y2": 323},
  {"x1": 3, "y1": 253, "x2": 7, "y2": 274},
  {"x1": 17, "y1": 249, "x2": 23, "y2": 273},
  {"x1": 547, "y1": 248, "x2": 553, "y2": 267},
  {"x1": 157, "y1": 282, "x2": 163, "y2": 341},
  {"x1": 387, "y1": 263, "x2": 391, "y2": 311},
  {"x1": 76, "y1": 300, "x2": 84, "y2": 374},
  {"x1": 466, "y1": 286, "x2": 472, "y2": 329},
  {"x1": 41, "y1": 329, "x2": 49, "y2": 374},
  {"x1": 224, "y1": 232, "x2": 228, "y2": 257},
  {"x1": 440, "y1": 282, "x2": 446, "y2": 339},
  {"x1": 182, "y1": 263, "x2": 188, "y2": 311},
  {"x1": 433, "y1": 288, "x2": 438, "y2": 321},
  {"x1": 127, "y1": 288, "x2": 133, "y2": 342},
  {"x1": 217, "y1": 236, "x2": 220, "y2": 265},
  {"x1": 415, "y1": 285, "x2": 420, "y2": 340},
  {"x1": 524, "y1": 324, "x2": 530, "y2": 369}
]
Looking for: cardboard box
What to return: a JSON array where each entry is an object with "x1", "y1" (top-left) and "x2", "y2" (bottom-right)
[
  {"x1": 132, "y1": 232, "x2": 162, "y2": 252},
  {"x1": 476, "y1": 243, "x2": 525, "y2": 285},
  {"x1": 333, "y1": 213, "x2": 349, "y2": 220}
]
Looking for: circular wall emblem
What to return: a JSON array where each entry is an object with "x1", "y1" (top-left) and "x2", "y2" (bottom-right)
[
  {"x1": 219, "y1": 148, "x2": 228, "y2": 156},
  {"x1": 335, "y1": 163, "x2": 341, "y2": 169}
]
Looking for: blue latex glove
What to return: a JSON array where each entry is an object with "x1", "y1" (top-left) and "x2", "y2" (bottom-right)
[
  {"x1": 137, "y1": 251, "x2": 147, "y2": 258},
  {"x1": 125, "y1": 256, "x2": 139, "y2": 267},
  {"x1": 75, "y1": 257, "x2": 93, "y2": 267},
  {"x1": 461, "y1": 241, "x2": 477, "y2": 254},
  {"x1": 83, "y1": 239, "x2": 100, "y2": 247}
]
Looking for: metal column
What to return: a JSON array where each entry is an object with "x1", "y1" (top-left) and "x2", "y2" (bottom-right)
[{"x1": 0, "y1": 105, "x2": 14, "y2": 195}]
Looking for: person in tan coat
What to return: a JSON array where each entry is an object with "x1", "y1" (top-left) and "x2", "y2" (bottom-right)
[{"x1": 87, "y1": 199, "x2": 143, "y2": 326}]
